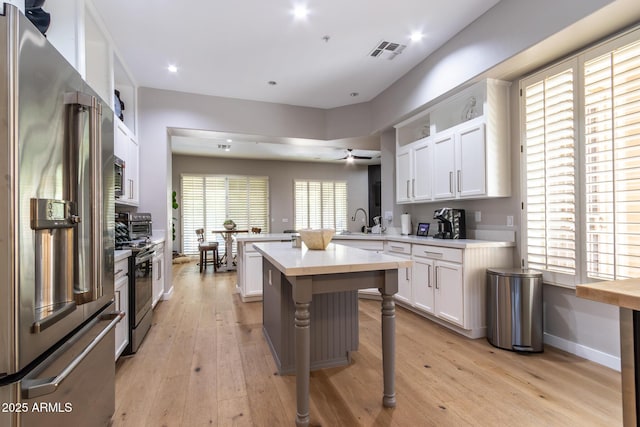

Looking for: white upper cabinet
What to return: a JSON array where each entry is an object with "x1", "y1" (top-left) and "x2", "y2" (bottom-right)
[
  {"x1": 396, "y1": 145, "x2": 412, "y2": 203},
  {"x1": 395, "y1": 136, "x2": 434, "y2": 204},
  {"x1": 433, "y1": 132, "x2": 456, "y2": 200},
  {"x1": 395, "y1": 79, "x2": 511, "y2": 203},
  {"x1": 412, "y1": 138, "x2": 434, "y2": 201},
  {"x1": 115, "y1": 120, "x2": 139, "y2": 206},
  {"x1": 44, "y1": 1, "x2": 137, "y2": 135}
]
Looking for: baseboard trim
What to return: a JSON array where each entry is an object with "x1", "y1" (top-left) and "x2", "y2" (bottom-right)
[
  {"x1": 544, "y1": 333, "x2": 620, "y2": 371},
  {"x1": 162, "y1": 286, "x2": 174, "y2": 301}
]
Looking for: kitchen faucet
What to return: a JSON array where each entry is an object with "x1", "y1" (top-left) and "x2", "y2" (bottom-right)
[{"x1": 351, "y1": 208, "x2": 370, "y2": 233}]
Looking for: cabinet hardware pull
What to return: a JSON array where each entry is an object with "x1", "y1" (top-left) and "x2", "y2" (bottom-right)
[
  {"x1": 457, "y1": 170, "x2": 461, "y2": 193},
  {"x1": 424, "y1": 251, "x2": 443, "y2": 258},
  {"x1": 449, "y1": 171, "x2": 453, "y2": 194},
  {"x1": 427, "y1": 264, "x2": 432, "y2": 287},
  {"x1": 391, "y1": 246, "x2": 405, "y2": 251},
  {"x1": 406, "y1": 180, "x2": 410, "y2": 198},
  {"x1": 412, "y1": 178, "x2": 415, "y2": 197},
  {"x1": 115, "y1": 269, "x2": 123, "y2": 276},
  {"x1": 115, "y1": 290, "x2": 120, "y2": 310},
  {"x1": 435, "y1": 266, "x2": 439, "y2": 289},
  {"x1": 405, "y1": 267, "x2": 409, "y2": 281},
  {"x1": 268, "y1": 269, "x2": 272, "y2": 286}
]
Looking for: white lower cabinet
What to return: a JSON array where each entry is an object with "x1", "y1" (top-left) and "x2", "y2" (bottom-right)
[
  {"x1": 244, "y1": 251, "x2": 264, "y2": 300},
  {"x1": 114, "y1": 258, "x2": 129, "y2": 360},
  {"x1": 238, "y1": 241, "x2": 267, "y2": 302},
  {"x1": 433, "y1": 260, "x2": 464, "y2": 326},
  {"x1": 404, "y1": 241, "x2": 513, "y2": 338},
  {"x1": 412, "y1": 246, "x2": 463, "y2": 327},
  {"x1": 384, "y1": 241, "x2": 412, "y2": 304},
  {"x1": 152, "y1": 242, "x2": 165, "y2": 308},
  {"x1": 412, "y1": 257, "x2": 434, "y2": 313}
]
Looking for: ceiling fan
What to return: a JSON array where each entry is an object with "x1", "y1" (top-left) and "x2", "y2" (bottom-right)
[{"x1": 341, "y1": 148, "x2": 373, "y2": 162}]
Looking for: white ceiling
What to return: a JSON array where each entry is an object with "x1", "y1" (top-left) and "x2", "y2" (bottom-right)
[{"x1": 91, "y1": 0, "x2": 502, "y2": 162}]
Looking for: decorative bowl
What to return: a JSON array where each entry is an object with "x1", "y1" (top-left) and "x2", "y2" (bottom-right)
[
  {"x1": 223, "y1": 222, "x2": 236, "y2": 230},
  {"x1": 298, "y1": 228, "x2": 335, "y2": 250}
]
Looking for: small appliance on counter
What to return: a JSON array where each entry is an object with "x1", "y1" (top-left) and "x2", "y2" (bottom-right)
[
  {"x1": 401, "y1": 213, "x2": 412, "y2": 235},
  {"x1": 433, "y1": 208, "x2": 466, "y2": 239},
  {"x1": 116, "y1": 212, "x2": 153, "y2": 242}
]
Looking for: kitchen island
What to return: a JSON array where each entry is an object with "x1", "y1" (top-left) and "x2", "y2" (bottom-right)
[
  {"x1": 576, "y1": 279, "x2": 640, "y2": 426},
  {"x1": 253, "y1": 242, "x2": 412, "y2": 427}
]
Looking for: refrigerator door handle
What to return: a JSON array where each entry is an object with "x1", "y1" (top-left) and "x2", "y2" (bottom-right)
[
  {"x1": 64, "y1": 92, "x2": 104, "y2": 304},
  {"x1": 21, "y1": 311, "x2": 124, "y2": 399},
  {"x1": 89, "y1": 96, "x2": 104, "y2": 300}
]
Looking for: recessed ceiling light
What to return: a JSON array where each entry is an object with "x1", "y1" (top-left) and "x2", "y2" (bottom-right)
[
  {"x1": 167, "y1": 64, "x2": 178, "y2": 73},
  {"x1": 226, "y1": 139, "x2": 233, "y2": 143},
  {"x1": 410, "y1": 32, "x2": 424, "y2": 42},
  {"x1": 292, "y1": 5, "x2": 309, "y2": 20}
]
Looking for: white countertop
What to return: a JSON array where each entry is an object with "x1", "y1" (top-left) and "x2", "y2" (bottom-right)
[
  {"x1": 237, "y1": 232, "x2": 514, "y2": 249},
  {"x1": 236, "y1": 233, "x2": 293, "y2": 242},
  {"x1": 253, "y1": 242, "x2": 412, "y2": 276},
  {"x1": 114, "y1": 249, "x2": 131, "y2": 262}
]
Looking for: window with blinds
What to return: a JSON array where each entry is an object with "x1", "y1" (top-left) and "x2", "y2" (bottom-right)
[
  {"x1": 181, "y1": 175, "x2": 269, "y2": 254},
  {"x1": 584, "y1": 39, "x2": 640, "y2": 280},
  {"x1": 294, "y1": 180, "x2": 347, "y2": 230},
  {"x1": 522, "y1": 29, "x2": 640, "y2": 285},
  {"x1": 523, "y1": 66, "x2": 577, "y2": 276}
]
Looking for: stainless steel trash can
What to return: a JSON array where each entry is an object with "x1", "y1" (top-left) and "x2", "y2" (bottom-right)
[{"x1": 486, "y1": 268, "x2": 543, "y2": 352}]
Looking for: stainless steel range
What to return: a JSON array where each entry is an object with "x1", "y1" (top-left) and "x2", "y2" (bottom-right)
[{"x1": 116, "y1": 214, "x2": 155, "y2": 354}]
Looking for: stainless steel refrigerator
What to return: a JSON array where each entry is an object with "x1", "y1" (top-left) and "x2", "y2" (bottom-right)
[{"x1": 0, "y1": 5, "x2": 122, "y2": 426}]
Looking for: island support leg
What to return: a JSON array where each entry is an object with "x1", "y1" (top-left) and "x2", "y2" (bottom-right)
[
  {"x1": 381, "y1": 270, "x2": 398, "y2": 408},
  {"x1": 292, "y1": 278, "x2": 312, "y2": 427},
  {"x1": 620, "y1": 307, "x2": 640, "y2": 426}
]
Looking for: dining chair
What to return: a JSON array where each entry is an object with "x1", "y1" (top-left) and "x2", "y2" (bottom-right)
[{"x1": 196, "y1": 228, "x2": 219, "y2": 273}]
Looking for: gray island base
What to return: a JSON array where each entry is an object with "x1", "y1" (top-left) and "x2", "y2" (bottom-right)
[{"x1": 253, "y1": 242, "x2": 412, "y2": 427}]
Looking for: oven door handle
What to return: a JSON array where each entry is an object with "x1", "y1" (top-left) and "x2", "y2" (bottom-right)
[
  {"x1": 137, "y1": 252, "x2": 155, "y2": 263},
  {"x1": 21, "y1": 311, "x2": 124, "y2": 399}
]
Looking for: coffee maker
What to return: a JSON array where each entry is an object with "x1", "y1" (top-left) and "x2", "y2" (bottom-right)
[{"x1": 433, "y1": 208, "x2": 466, "y2": 239}]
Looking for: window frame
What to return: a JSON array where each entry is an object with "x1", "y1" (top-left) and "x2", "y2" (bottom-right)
[{"x1": 520, "y1": 27, "x2": 640, "y2": 287}]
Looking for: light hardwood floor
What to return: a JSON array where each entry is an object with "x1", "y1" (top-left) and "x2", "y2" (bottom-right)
[{"x1": 113, "y1": 260, "x2": 622, "y2": 426}]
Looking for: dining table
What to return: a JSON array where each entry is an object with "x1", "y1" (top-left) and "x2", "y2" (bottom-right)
[{"x1": 211, "y1": 228, "x2": 248, "y2": 271}]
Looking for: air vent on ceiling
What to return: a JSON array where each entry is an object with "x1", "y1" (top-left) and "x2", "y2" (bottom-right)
[{"x1": 369, "y1": 40, "x2": 406, "y2": 60}]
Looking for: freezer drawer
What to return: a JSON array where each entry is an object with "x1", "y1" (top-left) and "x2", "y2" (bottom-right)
[{"x1": 7, "y1": 302, "x2": 122, "y2": 427}]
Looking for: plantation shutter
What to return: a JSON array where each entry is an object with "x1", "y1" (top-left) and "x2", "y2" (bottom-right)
[
  {"x1": 181, "y1": 176, "x2": 205, "y2": 255},
  {"x1": 523, "y1": 66, "x2": 577, "y2": 275},
  {"x1": 181, "y1": 175, "x2": 269, "y2": 255},
  {"x1": 294, "y1": 180, "x2": 348, "y2": 230},
  {"x1": 584, "y1": 39, "x2": 640, "y2": 280}
]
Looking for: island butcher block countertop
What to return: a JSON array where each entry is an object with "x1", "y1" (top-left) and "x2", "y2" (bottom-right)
[
  {"x1": 576, "y1": 278, "x2": 640, "y2": 311},
  {"x1": 252, "y1": 241, "x2": 412, "y2": 276}
]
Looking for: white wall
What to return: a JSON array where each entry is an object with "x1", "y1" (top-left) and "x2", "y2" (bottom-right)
[{"x1": 171, "y1": 155, "x2": 369, "y2": 252}]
